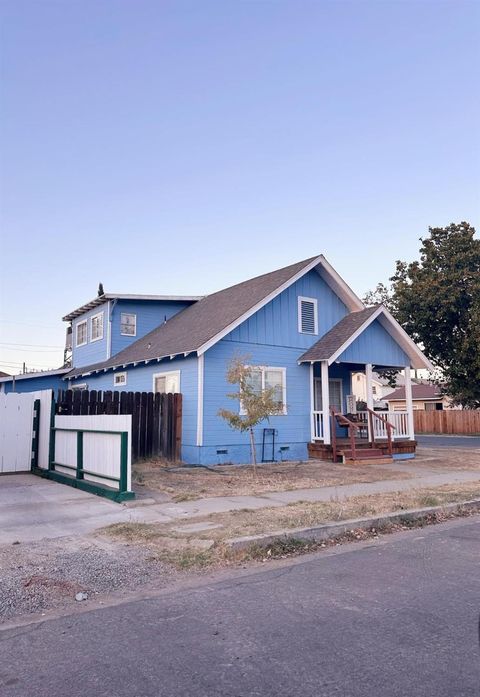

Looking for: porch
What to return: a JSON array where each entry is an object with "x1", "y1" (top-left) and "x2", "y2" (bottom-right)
[{"x1": 306, "y1": 360, "x2": 416, "y2": 464}]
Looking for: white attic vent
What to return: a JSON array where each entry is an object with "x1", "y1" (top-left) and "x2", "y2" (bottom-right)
[{"x1": 298, "y1": 296, "x2": 318, "y2": 335}]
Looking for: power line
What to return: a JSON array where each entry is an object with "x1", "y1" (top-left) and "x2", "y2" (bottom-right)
[{"x1": 0, "y1": 342, "x2": 63, "y2": 348}]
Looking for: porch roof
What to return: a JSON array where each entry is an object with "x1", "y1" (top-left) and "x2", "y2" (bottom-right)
[{"x1": 298, "y1": 304, "x2": 434, "y2": 371}]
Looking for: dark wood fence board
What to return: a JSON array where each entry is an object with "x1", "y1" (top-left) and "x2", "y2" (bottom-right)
[{"x1": 56, "y1": 389, "x2": 182, "y2": 461}]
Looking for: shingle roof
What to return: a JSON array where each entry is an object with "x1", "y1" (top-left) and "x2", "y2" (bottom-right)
[
  {"x1": 385, "y1": 384, "x2": 443, "y2": 401},
  {"x1": 298, "y1": 306, "x2": 380, "y2": 363},
  {"x1": 67, "y1": 256, "x2": 323, "y2": 378},
  {"x1": 62, "y1": 293, "x2": 202, "y2": 322}
]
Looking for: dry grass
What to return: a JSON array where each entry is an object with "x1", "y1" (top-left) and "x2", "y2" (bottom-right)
[
  {"x1": 101, "y1": 481, "x2": 480, "y2": 569},
  {"x1": 413, "y1": 447, "x2": 480, "y2": 471},
  {"x1": 133, "y1": 459, "x2": 412, "y2": 501}
]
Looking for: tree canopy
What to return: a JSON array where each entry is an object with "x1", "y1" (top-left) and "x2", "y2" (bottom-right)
[{"x1": 365, "y1": 222, "x2": 480, "y2": 408}]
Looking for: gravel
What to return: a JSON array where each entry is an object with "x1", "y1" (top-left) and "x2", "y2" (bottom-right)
[{"x1": 0, "y1": 535, "x2": 179, "y2": 622}]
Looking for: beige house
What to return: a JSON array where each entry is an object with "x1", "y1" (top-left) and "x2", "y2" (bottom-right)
[{"x1": 385, "y1": 384, "x2": 457, "y2": 411}]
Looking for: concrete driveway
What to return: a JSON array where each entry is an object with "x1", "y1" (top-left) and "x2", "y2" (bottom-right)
[
  {"x1": 0, "y1": 474, "x2": 157, "y2": 544},
  {"x1": 416, "y1": 434, "x2": 480, "y2": 449}
]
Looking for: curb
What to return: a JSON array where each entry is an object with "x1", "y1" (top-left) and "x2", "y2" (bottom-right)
[{"x1": 225, "y1": 498, "x2": 480, "y2": 551}]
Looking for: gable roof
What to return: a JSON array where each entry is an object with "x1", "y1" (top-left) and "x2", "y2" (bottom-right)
[
  {"x1": 386, "y1": 383, "x2": 443, "y2": 401},
  {"x1": 299, "y1": 307, "x2": 379, "y2": 363},
  {"x1": 298, "y1": 304, "x2": 434, "y2": 370},
  {"x1": 62, "y1": 293, "x2": 203, "y2": 322},
  {"x1": 67, "y1": 255, "x2": 364, "y2": 379}
]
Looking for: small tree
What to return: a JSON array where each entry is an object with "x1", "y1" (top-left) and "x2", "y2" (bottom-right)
[{"x1": 218, "y1": 356, "x2": 285, "y2": 471}]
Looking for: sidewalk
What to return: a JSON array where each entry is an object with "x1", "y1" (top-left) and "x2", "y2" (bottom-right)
[{"x1": 3, "y1": 466, "x2": 480, "y2": 544}]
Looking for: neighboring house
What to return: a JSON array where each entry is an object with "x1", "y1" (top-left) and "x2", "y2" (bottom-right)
[
  {"x1": 0, "y1": 371, "x2": 11, "y2": 378},
  {"x1": 0, "y1": 255, "x2": 434, "y2": 463},
  {"x1": 351, "y1": 371, "x2": 391, "y2": 403},
  {"x1": 385, "y1": 384, "x2": 458, "y2": 411}
]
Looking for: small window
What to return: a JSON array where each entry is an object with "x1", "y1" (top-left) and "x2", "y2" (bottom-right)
[
  {"x1": 76, "y1": 321, "x2": 87, "y2": 347},
  {"x1": 71, "y1": 383, "x2": 87, "y2": 392},
  {"x1": 114, "y1": 372, "x2": 127, "y2": 387},
  {"x1": 298, "y1": 296, "x2": 318, "y2": 334},
  {"x1": 91, "y1": 312, "x2": 104, "y2": 342},
  {"x1": 153, "y1": 371, "x2": 180, "y2": 394},
  {"x1": 120, "y1": 313, "x2": 136, "y2": 336},
  {"x1": 372, "y1": 386, "x2": 377, "y2": 395},
  {"x1": 240, "y1": 366, "x2": 287, "y2": 415}
]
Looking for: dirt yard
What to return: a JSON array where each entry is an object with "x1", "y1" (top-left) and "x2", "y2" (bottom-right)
[
  {"x1": 133, "y1": 459, "x2": 413, "y2": 501},
  {"x1": 413, "y1": 447, "x2": 480, "y2": 471}
]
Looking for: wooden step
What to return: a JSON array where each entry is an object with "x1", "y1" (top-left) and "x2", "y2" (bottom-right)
[
  {"x1": 338, "y1": 448, "x2": 393, "y2": 465},
  {"x1": 339, "y1": 448, "x2": 384, "y2": 458}
]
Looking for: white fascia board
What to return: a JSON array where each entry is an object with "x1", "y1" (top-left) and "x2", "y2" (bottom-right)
[
  {"x1": 377, "y1": 308, "x2": 435, "y2": 371},
  {"x1": 316, "y1": 255, "x2": 365, "y2": 311},
  {"x1": 197, "y1": 256, "x2": 326, "y2": 356},
  {"x1": 0, "y1": 368, "x2": 71, "y2": 383},
  {"x1": 327, "y1": 306, "x2": 384, "y2": 365},
  {"x1": 327, "y1": 305, "x2": 435, "y2": 371}
]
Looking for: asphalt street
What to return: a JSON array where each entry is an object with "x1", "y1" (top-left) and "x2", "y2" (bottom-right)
[
  {"x1": 416, "y1": 434, "x2": 480, "y2": 449},
  {"x1": 2, "y1": 517, "x2": 480, "y2": 697}
]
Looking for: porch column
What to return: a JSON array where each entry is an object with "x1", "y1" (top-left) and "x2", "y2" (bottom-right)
[
  {"x1": 309, "y1": 363, "x2": 315, "y2": 441},
  {"x1": 404, "y1": 366, "x2": 415, "y2": 441},
  {"x1": 365, "y1": 363, "x2": 374, "y2": 442},
  {"x1": 321, "y1": 361, "x2": 331, "y2": 445}
]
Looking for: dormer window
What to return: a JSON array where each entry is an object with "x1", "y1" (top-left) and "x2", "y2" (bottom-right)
[
  {"x1": 76, "y1": 321, "x2": 87, "y2": 347},
  {"x1": 91, "y1": 312, "x2": 104, "y2": 342},
  {"x1": 298, "y1": 296, "x2": 318, "y2": 335},
  {"x1": 121, "y1": 313, "x2": 136, "y2": 336}
]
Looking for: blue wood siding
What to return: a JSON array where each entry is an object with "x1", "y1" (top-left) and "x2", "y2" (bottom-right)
[
  {"x1": 2, "y1": 374, "x2": 65, "y2": 394},
  {"x1": 71, "y1": 302, "x2": 109, "y2": 368},
  {"x1": 223, "y1": 270, "x2": 347, "y2": 349},
  {"x1": 201, "y1": 339, "x2": 311, "y2": 464},
  {"x1": 69, "y1": 355, "x2": 198, "y2": 448},
  {"x1": 338, "y1": 319, "x2": 409, "y2": 367},
  {"x1": 110, "y1": 300, "x2": 192, "y2": 357}
]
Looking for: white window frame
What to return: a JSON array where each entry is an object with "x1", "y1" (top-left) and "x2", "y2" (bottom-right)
[
  {"x1": 240, "y1": 366, "x2": 287, "y2": 416},
  {"x1": 152, "y1": 370, "x2": 181, "y2": 394},
  {"x1": 90, "y1": 311, "x2": 104, "y2": 342},
  {"x1": 120, "y1": 313, "x2": 137, "y2": 337},
  {"x1": 114, "y1": 372, "x2": 127, "y2": 387},
  {"x1": 75, "y1": 320, "x2": 87, "y2": 347},
  {"x1": 297, "y1": 296, "x2": 318, "y2": 335},
  {"x1": 71, "y1": 383, "x2": 87, "y2": 392}
]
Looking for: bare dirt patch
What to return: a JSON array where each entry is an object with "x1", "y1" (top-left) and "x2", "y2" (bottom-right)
[
  {"x1": 413, "y1": 447, "x2": 480, "y2": 471},
  {"x1": 133, "y1": 459, "x2": 412, "y2": 501}
]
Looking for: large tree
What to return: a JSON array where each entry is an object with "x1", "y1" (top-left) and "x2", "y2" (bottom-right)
[{"x1": 383, "y1": 222, "x2": 480, "y2": 408}]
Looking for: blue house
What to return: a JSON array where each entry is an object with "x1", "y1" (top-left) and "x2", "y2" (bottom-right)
[
  {"x1": 1, "y1": 256, "x2": 434, "y2": 463},
  {"x1": 46, "y1": 255, "x2": 432, "y2": 465}
]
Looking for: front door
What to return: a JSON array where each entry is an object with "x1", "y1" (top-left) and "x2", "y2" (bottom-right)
[{"x1": 314, "y1": 378, "x2": 343, "y2": 413}]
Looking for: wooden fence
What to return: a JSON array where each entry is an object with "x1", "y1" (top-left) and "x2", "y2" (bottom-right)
[
  {"x1": 414, "y1": 410, "x2": 480, "y2": 435},
  {"x1": 56, "y1": 390, "x2": 182, "y2": 461}
]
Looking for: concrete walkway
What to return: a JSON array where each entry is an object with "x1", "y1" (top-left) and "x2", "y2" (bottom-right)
[{"x1": 2, "y1": 465, "x2": 480, "y2": 544}]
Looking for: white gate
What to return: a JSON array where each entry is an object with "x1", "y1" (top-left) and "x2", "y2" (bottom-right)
[{"x1": 0, "y1": 390, "x2": 52, "y2": 473}]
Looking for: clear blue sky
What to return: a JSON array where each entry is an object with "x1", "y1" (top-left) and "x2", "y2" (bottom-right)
[{"x1": 1, "y1": 0, "x2": 479, "y2": 373}]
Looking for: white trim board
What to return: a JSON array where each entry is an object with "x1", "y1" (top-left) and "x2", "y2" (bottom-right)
[{"x1": 306, "y1": 305, "x2": 434, "y2": 371}]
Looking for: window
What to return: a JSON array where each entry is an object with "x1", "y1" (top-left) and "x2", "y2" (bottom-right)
[
  {"x1": 71, "y1": 383, "x2": 87, "y2": 392},
  {"x1": 372, "y1": 386, "x2": 377, "y2": 395},
  {"x1": 120, "y1": 313, "x2": 136, "y2": 336},
  {"x1": 114, "y1": 372, "x2": 127, "y2": 387},
  {"x1": 153, "y1": 370, "x2": 180, "y2": 394},
  {"x1": 314, "y1": 378, "x2": 343, "y2": 413},
  {"x1": 76, "y1": 321, "x2": 87, "y2": 347},
  {"x1": 91, "y1": 312, "x2": 104, "y2": 342},
  {"x1": 298, "y1": 296, "x2": 318, "y2": 334},
  {"x1": 240, "y1": 366, "x2": 287, "y2": 415}
]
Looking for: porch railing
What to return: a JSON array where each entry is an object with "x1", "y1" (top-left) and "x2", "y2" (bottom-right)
[
  {"x1": 357, "y1": 411, "x2": 410, "y2": 440},
  {"x1": 312, "y1": 411, "x2": 324, "y2": 440}
]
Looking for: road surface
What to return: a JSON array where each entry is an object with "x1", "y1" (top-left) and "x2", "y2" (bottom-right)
[
  {"x1": 417, "y1": 434, "x2": 480, "y2": 449},
  {"x1": 2, "y1": 517, "x2": 480, "y2": 697}
]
